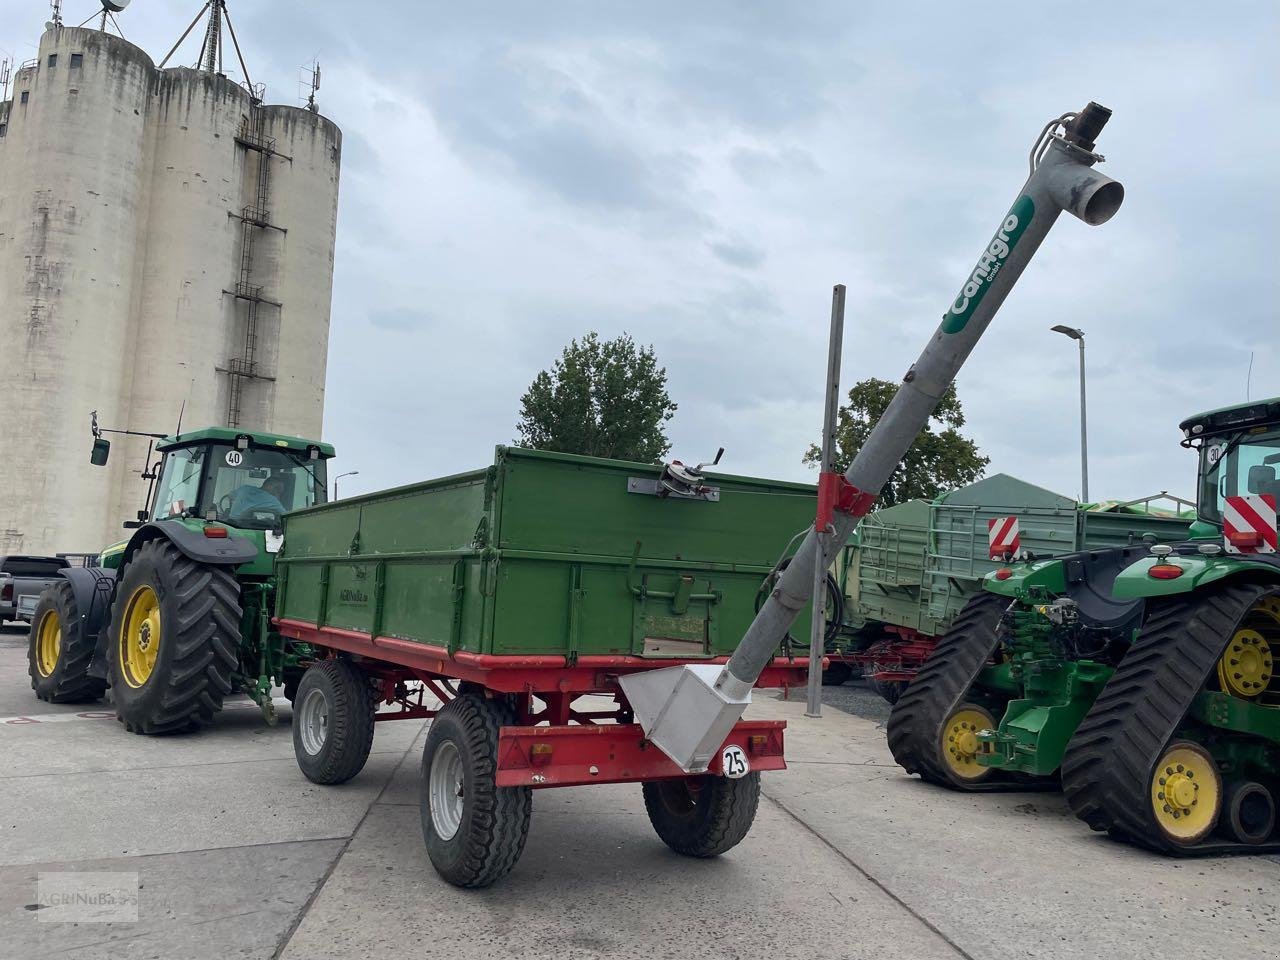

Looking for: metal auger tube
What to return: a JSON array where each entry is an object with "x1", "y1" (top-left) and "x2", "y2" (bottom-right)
[{"x1": 620, "y1": 102, "x2": 1125, "y2": 773}]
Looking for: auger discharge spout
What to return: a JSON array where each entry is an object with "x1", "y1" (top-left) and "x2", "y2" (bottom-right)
[{"x1": 620, "y1": 102, "x2": 1125, "y2": 772}]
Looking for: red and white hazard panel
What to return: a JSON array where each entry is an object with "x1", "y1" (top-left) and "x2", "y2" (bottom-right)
[
  {"x1": 988, "y1": 515, "x2": 1021, "y2": 559},
  {"x1": 1223, "y1": 494, "x2": 1277, "y2": 554}
]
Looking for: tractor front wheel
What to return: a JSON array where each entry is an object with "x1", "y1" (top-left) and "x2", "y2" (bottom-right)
[
  {"x1": 108, "y1": 540, "x2": 241, "y2": 735},
  {"x1": 420, "y1": 694, "x2": 532, "y2": 888},
  {"x1": 28, "y1": 581, "x2": 108, "y2": 703},
  {"x1": 292, "y1": 659, "x2": 376, "y2": 784},
  {"x1": 642, "y1": 772, "x2": 761, "y2": 857}
]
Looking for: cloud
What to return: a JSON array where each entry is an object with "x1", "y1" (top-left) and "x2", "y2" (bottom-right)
[{"x1": 6, "y1": 1, "x2": 1277, "y2": 505}]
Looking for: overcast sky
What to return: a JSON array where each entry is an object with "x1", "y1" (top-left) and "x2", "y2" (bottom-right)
[{"x1": 6, "y1": 1, "x2": 1278, "y2": 504}]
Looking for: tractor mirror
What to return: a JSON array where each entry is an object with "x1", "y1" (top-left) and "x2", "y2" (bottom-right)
[
  {"x1": 90, "y1": 438, "x2": 111, "y2": 466},
  {"x1": 122, "y1": 520, "x2": 143, "y2": 529}
]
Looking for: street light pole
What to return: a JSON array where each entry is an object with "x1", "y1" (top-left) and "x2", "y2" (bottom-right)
[
  {"x1": 1050, "y1": 325, "x2": 1088, "y2": 502},
  {"x1": 333, "y1": 470, "x2": 359, "y2": 501}
]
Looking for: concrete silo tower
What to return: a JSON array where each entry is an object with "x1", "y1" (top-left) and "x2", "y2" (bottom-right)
[{"x1": 0, "y1": 2, "x2": 341, "y2": 555}]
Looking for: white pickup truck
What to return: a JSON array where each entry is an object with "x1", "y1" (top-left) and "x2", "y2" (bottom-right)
[{"x1": 0, "y1": 555, "x2": 72, "y2": 624}]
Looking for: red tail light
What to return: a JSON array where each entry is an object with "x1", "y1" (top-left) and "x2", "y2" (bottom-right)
[
  {"x1": 994, "y1": 568, "x2": 1013, "y2": 581},
  {"x1": 203, "y1": 526, "x2": 229, "y2": 539},
  {"x1": 1149, "y1": 564, "x2": 1184, "y2": 580}
]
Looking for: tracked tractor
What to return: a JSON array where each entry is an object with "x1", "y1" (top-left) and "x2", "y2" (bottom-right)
[
  {"x1": 888, "y1": 398, "x2": 1280, "y2": 853},
  {"x1": 28, "y1": 424, "x2": 333, "y2": 734}
]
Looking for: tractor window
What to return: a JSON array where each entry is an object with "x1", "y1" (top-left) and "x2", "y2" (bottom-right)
[
  {"x1": 203, "y1": 446, "x2": 327, "y2": 530},
  {"x1": 1200, "y1": 427, "x2": 1280, "y2": 524},
  {"x1": 152, "y1": 445, "x2": 207, "y2": 518}
]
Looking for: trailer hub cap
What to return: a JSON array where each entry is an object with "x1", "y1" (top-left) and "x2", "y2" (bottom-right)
[
  {"x1": 941, "y1": 706, "x2": 995, "y2": 781},
  {"x1": 120, "y1": 585, "x2": 161, "y2": 688},
  {"x1": 297, "y1": 687, "x2": 330, "y2": 756},
  {"x1": 1150, "y1": 743, "x2": 1220, "y2": 843},
  {"x1": 35, "y1": 609, "x2": 61, "y2": 678},
  {"x1": 429, "y1": 740, "x2": 465, "y2": 841}
]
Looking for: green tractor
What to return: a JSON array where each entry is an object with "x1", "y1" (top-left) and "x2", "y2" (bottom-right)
[
  {"x1": 888, "y1": 396, "x2": 1280, "y2": 853},
  {"x1": 28, "y1": 424, "x2": 333, "y2": 734}
]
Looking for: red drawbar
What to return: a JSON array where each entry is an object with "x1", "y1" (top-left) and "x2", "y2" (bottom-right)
[
  {"x1": 815, "y1": 473, "x2": 876, "y2": 531},
  {"x1": 495, "y1": 720, "x2": 787, "y2": 788}
]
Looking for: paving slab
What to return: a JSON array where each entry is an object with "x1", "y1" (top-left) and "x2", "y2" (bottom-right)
[
  {"x1": 279, "y1": 755, "x2": 963, "y2": 960},
  {"x1": 755, "y1": 695, "x2": 1280, "y2": 960},
  {"x1": 0, "y1": 839, "x2": 343, "y2": 960}
]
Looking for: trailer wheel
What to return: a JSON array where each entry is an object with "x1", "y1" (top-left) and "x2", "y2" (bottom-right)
[
  {"x1": 643, "y1": 772, "x2": 761, "y2": 858},
  {"x1": 292, "y1": 660, "x2": 377, "y2": 784},
  {"x1": 420, "y1": 694, "x2": 532, "y2": 888},
  {"x1": 28, "y1": 581, "x2": 108, "y2": 703},
  {"x1": 871, "y1": 678, "x2": 905, "y2": 705},
  {"x1": 822, "y1": 661, "x2": 853, "y2": 686},
  {"x1": 108, "y1": 540, "x2": 240, "y2": 734}
]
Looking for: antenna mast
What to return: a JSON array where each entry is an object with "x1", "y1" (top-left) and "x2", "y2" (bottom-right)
[
  {"x1": 160, "y1": 2, "x2": 257, "y2": 99},
  {"x1": 1, "y1": 58, "x2": 11, "y2": 103},
  {"x1": 50, "y1": 0, "x2": 63, "y2": 28},
  {"x1": 301, "y1": 60, "x2": 321, "y2": 112}
]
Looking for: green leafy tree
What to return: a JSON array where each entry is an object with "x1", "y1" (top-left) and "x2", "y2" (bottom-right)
[
  {"x1": 804, "y1": 378, "x2": 988, "y2": 507},
  {"x1": 517, "y1": 332, "x2": 678, "y2": 462}
]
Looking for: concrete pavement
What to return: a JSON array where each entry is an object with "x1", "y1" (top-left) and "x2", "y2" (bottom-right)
[{"x1": 1, "y1": 622, "x2": 1277, "y2": 959}]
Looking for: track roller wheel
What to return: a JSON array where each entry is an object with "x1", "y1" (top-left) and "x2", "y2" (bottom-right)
[
  {"x1": 108, "y1": 540, "x2": 240, "y2": 735},
  {"x1": 643, "y1": 772, "x2": 761, "y2": 858},
  {"x1": 1149, "y1": 741, "x2": 1222, "y2": 847},
  {"x1": 420, "y1": 693, "x2": 532, "y2": 888},
  {"x1": 28, "y1": 581, "x2": 108, "y2": 703},
  {"x1": 1222, "y1": 781, "x2": 1276, "y2": 845},
  {"x1": 940, "y1": 704, "x2": 996, "y2": 787},
  {"x1": 292, "y1": 659, "x2": 377, "y2": 785}
]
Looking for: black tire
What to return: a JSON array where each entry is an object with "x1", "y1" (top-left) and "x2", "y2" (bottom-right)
[
  {"x1": 28, "y1": 581, "x2": 108, "y2": 703},
  {"x1": 292, "y1": 660, "x2": 377, "y2": 785},
  {"x1": 108, "y1": 539, "x2": 241, "y2": 735},
  {"x1": 822, "y1": 661, "x2": 854, "y2": 686},
  {"x1": 871, "y1": 677, "x2": 905, "y2": 705},
  {"x1": 420, "y1": 694, "x2": 532, "y2": 888},
  {"x1": 643, "y1": 772, "x2": 761, "y2": 857}
]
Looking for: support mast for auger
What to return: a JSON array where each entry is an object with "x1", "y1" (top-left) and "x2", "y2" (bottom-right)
[{"x1": 621, "y1": 102, "x2": 1126, "y2": 772}]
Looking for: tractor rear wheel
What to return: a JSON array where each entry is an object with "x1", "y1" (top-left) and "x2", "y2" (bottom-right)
[
  {"x1": 292, "y1": 659, "x2": 376, "y2": 784},
  {"x1": 420, "y1": 693, "x2": 532, "y2": 888},
  {"x1": 643, "y1": 771, "x2": 761, "y2": 857},
  {"x1": 28, "y1": 581, "x2": 108, "y2": 703},
  {"x1": 108, "y1": 540, "x2": 241, "y2": 735}
]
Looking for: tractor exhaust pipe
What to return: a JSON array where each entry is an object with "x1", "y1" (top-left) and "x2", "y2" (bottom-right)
[{"x1": 621, "y1": 102, "x2": 1125, "y2": 773}]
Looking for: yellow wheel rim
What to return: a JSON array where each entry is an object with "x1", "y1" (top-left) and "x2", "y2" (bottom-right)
[
  {"x1": 1150, "y1": 742, "x2": 1220, "y2": 843},
  {"x1": 120, "y1": 585, "x2": 162, "y2": 688},
  {"x1": 941, "y1": 705, "x2": 995, "y2": 781},
  {"x1": 1216, "y1": 596, "x2": 1279, "y2": 698},
  {"x1": 35, "y1": 608, "x2": 61, "y2": 678}
]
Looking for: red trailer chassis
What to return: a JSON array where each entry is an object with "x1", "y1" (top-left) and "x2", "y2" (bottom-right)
[{"x1": 277, "y1": 618, "x2": 813, "y2": 788}]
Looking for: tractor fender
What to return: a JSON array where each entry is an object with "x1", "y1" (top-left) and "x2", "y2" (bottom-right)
[
  {"x1": 122, "y1": 521, "x2": 259, "y2": 569},
  {"x1": 1112, "y1": 554, "x2": 1280, "y2": 599},
  {"x1": 54, "y1": 566, "x2": 118, "y2": 682}
]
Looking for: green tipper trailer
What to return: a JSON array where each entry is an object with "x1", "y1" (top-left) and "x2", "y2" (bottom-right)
[
  {"x1": 275, "y1": 447, "x2": 816, "y2": 886},
  {"x1": 832, "y1": 475, "x2": 1195, "y2": 700}
]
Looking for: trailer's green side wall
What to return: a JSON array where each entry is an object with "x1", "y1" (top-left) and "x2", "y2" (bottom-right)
[{"x1": 276, "y1": 448, "x2": 817, "y2": 658}]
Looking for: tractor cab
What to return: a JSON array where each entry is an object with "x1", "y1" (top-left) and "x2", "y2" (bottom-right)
[
  {"x1": 146, "y1": 428, "x2": 333, "y2": 532},
  {"x1": 1181, "y1": 397, "x2": 1280, "y2": 536}
]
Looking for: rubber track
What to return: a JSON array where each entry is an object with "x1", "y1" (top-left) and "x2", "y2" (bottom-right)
[
  {"x1": 30, "y1": 580, "x2": 109, "y2": 703},
  {"x1": 886, "y1": 592, "x2": 1029, "y2": 791},
  {"x1": 1061, "y1": 580, "x2": 1280, "y2": 855},
  {"x1": 114, "y1": 540, "x2": 241, "y2": 734}
]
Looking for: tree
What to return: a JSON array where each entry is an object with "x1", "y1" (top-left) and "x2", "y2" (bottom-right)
[
  {"x1": 516, "y1": 332, "x2": 678, "y2": 462},
  {"x1": 803, "y1": 378, "x2": 988, "y2": 507}
]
